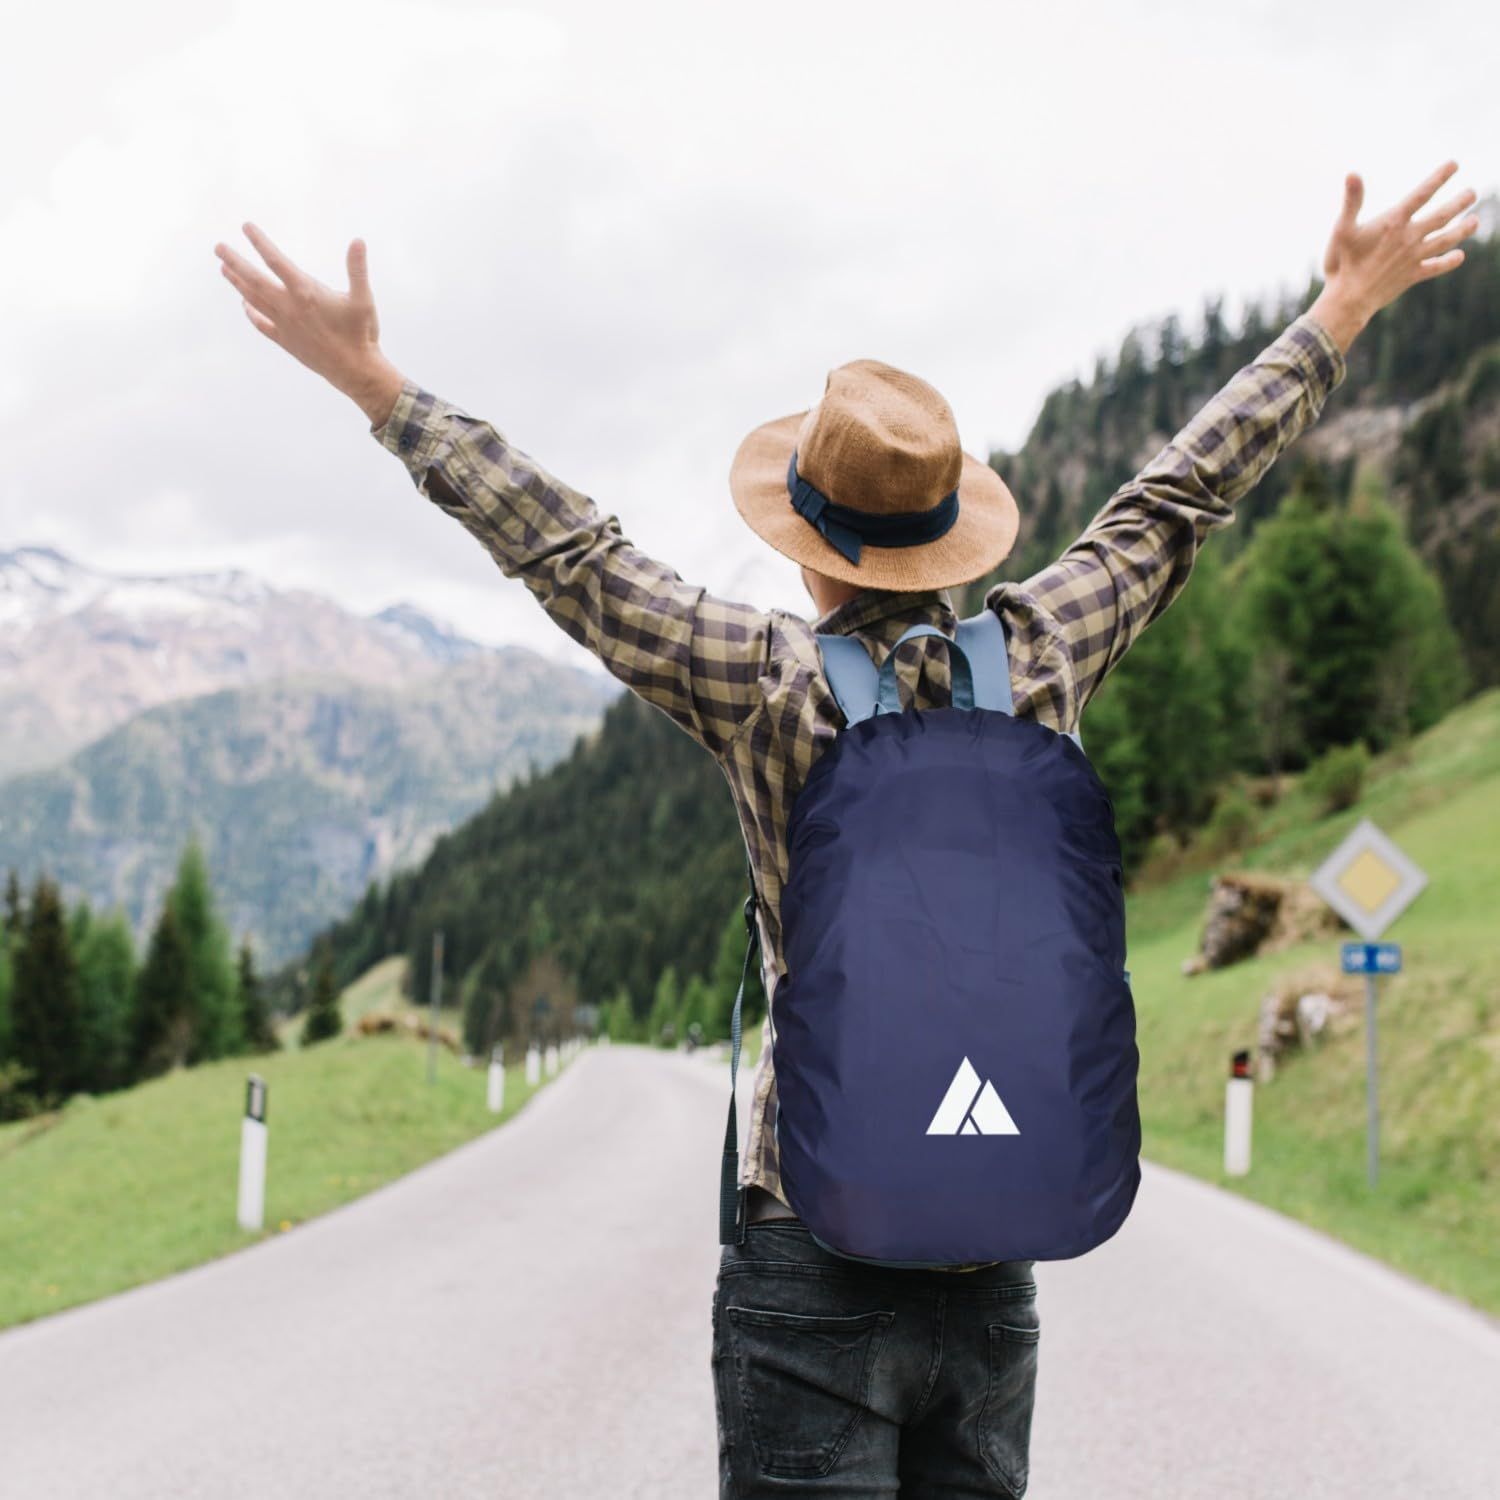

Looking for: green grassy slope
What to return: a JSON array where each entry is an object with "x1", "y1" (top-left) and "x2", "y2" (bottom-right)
[
  {"x1": 1125, "y1": 690, "x2": 1500, "y2": 1313},
  {"x1": 0, "y1": 987, "x2": 570, "y2": 1331}
]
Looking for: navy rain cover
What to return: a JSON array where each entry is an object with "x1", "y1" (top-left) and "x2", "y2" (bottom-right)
[{"x1": 773, "y1": 703, "x2": 1141, "y2": 1266}]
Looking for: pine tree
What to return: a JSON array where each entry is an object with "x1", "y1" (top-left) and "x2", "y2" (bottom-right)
[
  {"x1": 0, "y1": 936, "x2": 12, "y2": 1062},
  {"x1": 134, "y1": 900, "x2": 194, "y2": 1080},
  {"x1": 1081, "y1": 549, "x2": 1246, "y2": 871},
  {"x1": 648, "y1": 964, "x2": 680, "y2": 1047},
  {"x1": 3, "y1": 870, "x2": 22, "y2": 940},
  {"x1": 170, "y1": 837, "x2": 241, "y2": 1062},
  {"x1": 605, "y1": 983, "x2": 637, "y2": 1042},
  {"x1": 11, "y1": 876, "x2": 84, "y2": 1102},
  {"x1": 1235, "y1": 489, "x2": 1464, "y2": 759},
  {"x1": 679, "y1": 974, "x2": 709, "y2": 1042},
  {"x1": 300, "y1": 945, "x2": 342, "y2": 1046},
  {"x1": 236, "y1": 939, "x2": 280, "y2": 1054},
  {"x1": 75, "y1": 910, "x2": 137, "y2": 1093}
]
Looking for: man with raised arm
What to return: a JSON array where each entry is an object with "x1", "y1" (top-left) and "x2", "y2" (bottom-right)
[{"x1": 216, "y1": 160, "x2": 1474, "y2": 1498}]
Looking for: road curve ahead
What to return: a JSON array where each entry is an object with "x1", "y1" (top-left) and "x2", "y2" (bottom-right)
[{"x1": 0, "y1": 1046, "x2": 1495, "y2": 1498}]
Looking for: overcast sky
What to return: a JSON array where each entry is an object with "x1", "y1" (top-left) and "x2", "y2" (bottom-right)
[{"x1": 2, "y1": 0, "x2": 1496, "y2": 668}]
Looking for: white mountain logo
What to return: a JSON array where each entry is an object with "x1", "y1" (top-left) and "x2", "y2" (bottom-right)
[{"x1": 926, "y1": 1057, "x2": 1020, "y2": 1136}]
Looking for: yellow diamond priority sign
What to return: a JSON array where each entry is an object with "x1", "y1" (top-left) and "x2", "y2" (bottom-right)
[{"x1": 1309, "y1": 818, "x2": 1427, "y2": 941}]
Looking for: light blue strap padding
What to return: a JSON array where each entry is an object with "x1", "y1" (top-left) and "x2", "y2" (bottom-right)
[
  {"x1": 820, "y1": 614, "x2": 1083, "y2": 750},
  {"x1": 876, "y1": 624, "x2": 974, "y2": 714},
  {"x1": 816, "y1": 633, "x2": 881, "y2": 725},
  {"x1": 953, "y1": 609, "x2": 1013, "y2": 714},
  {"x1": 955, "y1": 608, "x2": 1083, "y2": 749}
]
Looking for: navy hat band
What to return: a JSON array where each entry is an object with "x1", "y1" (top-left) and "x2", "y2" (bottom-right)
[{"x1": 786, "y1": 451, "x2": 960, "y2": 566}]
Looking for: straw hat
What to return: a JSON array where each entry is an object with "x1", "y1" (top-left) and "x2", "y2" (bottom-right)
[{"x1": 729, "y1": 358, "x2": 1019, "y2": 590}]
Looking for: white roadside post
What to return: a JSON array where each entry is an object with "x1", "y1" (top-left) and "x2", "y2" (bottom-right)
[
  {"x1": 545, "y1": 1042, "x2": 559, "y2": 1075},
  {"x1": 1224, "y1": 1050, "x2": 1253, "y2": 1176},
  {"x1": 487, "y1": 1043, "x2": 505, "y2": 1114},
  {"x1": 526, "y1": 1044, "x2": 541, "y2": 1086},
  {"x1": 237, "y1": 1074, "x2": 268, "y2": 1231},
  {"x1": 1309, "y1": 818, "x2": 1428, "y2": 1189}
]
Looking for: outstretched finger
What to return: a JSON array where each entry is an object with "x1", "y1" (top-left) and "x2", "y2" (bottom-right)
[
  {"x1": 347, "y1": 238, "x2": 371, "y2": 300},
  {"x1": 1397, "y1": 160, "x2": 1459, "y2": 221},
  {"x1": 220, "y1": 259, "x2": 279, "y2": 319},
  {"x1": 216, "y1": 244, "x2": 284, "y2": 310},
  {"x1": 1415, "y1": 248, "x2": 1466, "y2": 281},
  {"x1": 1337, "y1": 172, "x2": 1364, "y2": 229},
  {"x1": 242, "y1": 222, "x2": 305, "y2": 290},
  {"x1": 1419, "y1": 215, "x2": 1480, "y2": 259},
  {"x1": 243, "y1": 299, "x2": 280, "y2": 341},
  {"x1": 1413, "y1": 187, "x2": 1477, "y2": 237}
]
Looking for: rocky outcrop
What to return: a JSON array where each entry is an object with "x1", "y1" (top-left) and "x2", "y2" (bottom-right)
[
  {"x1": 355, "y1": 1012, "x2": 460, "y2": 1053},
  {"x1": 1255, "y1": 966, "x2": 1362, "y2": 1080},
  {"x1": 1184, "y1": 872, "x2": 1344, "y2": 974}
]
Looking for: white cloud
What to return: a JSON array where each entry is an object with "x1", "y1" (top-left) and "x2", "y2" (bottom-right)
[{"x1": 1, "y1": 0, "x2": 1495, "y2": 671}]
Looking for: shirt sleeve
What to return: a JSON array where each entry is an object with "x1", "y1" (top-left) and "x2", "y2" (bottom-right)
[
  {"x1": 371, "y1": 382, "x2": 776, "y2": 760},
  {"x1": 996, "y1": 311, "x2": 1347, "y2": 720}
]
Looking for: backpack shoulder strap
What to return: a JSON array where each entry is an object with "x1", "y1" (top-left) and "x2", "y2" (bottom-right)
[
  {"x1": 815, "y1": 633, "x2": 880, "y2": 725},
  {"x1": 954, "y1": 609, "x2": 1014, "y2": 714},
  {"x1": 955, "y1": 607, "x2": 1085, "y2": 749}
]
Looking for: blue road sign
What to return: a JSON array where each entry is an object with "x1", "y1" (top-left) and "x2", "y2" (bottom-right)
[{"x1": 1341, "y1": 942, "x2": 1402, "y2": 975}]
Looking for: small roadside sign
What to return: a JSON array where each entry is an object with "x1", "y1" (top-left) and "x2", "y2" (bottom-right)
[
  {"x1": 1309, "y1": 819, "x2": 1426, "y2": 1190},
  {"x1": 1341, "y1": 942, "x2": 1403, "y2": 975},
  {"x1": 1308, "y1": 818, "x2": 1427, "y2": 941}
]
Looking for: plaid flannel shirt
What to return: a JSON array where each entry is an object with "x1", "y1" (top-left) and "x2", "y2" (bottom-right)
[{"x1": 373, "y1": 311, "x2": 1346, "y2": 1207}]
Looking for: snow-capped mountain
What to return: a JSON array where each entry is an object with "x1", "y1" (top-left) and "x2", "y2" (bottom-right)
[
  {"x1": 0, "y1": 544, "x2": 623, "y2": 962},
  {"x1": 0, "y1": 545, "x2": 498, "y2": 776}
]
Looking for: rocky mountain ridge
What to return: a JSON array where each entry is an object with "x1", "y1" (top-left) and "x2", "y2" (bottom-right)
[{"x1": 0, "y1": 545, "x2": 496, "y2": 776}]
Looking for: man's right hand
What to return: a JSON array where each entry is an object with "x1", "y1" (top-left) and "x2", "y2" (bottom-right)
[
  {"x1": 213, "y1": 225, "x2": 407, "y2": 430},
  {"x1": 1308, "y1": 160, "x2": 1478, "y2": 353}
]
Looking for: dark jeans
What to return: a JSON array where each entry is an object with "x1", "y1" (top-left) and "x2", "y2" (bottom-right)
[{"x1": 711, "y1": 1220, "x2": 1040, "y2": 1498}]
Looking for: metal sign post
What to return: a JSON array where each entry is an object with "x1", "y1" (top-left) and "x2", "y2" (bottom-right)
[
  {"x1": 1341, "y1": 942, "x2": 1403, "y2": 1186},
  {"x1": 1310, "y1": 820, "x2": 1427, "y2": 1189}
]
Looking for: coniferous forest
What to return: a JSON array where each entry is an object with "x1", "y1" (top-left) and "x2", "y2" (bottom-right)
[{"x1": 0, "y1": 841, "x2": 279, "y2": 1120}]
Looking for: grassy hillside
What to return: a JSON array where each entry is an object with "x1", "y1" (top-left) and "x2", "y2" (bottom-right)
[
  {"x1": 8, "y1": 697, "x2": 1492, "y2": 1331},
  {"x1": 0, "y1": 979, "x2": 573, "y2": 1331},
  {"x1": 1126, "y1": 690, "x2": 1500, "y2": 1313}
]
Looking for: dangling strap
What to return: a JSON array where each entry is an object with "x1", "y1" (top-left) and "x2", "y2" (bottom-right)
[{"x1": 719, "y1": 865, "x2": 762, "y2": 1245}]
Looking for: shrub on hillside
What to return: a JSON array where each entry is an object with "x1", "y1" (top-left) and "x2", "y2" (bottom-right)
[
  {"x1": 1305, "y1": 742, "x2": 1371, "y2": 815},
  {"x1": 1205, "y1": 782, "x2": 1257, "y2": 855},
  {"x1": 300, "y1": 946, "x2": 343, "y2": 1047}
]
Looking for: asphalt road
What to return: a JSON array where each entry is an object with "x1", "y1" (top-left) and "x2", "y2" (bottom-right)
[{"x1": 1, "y1": 1046, "x2": 1495, "y2": 1497}]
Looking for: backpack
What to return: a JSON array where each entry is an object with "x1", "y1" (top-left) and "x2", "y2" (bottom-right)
[{"x1": 719, "y1": 608, "x2": 1140, "y2": 1267}]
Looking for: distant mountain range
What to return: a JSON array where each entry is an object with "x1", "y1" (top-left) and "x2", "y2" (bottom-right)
[
  {"x1": 0, "y1": 546, "x2": 498, "y2": 776},
  {"x1": 0, "y1": 546, "x2": 620, "y2": 962}
]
